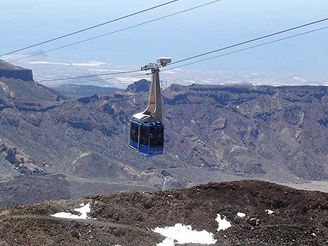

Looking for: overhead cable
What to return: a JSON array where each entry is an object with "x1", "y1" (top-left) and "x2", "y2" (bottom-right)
[
  {"x1": 37, "y1": 69, "x2": 143, "y2": 83},
  {"x1": 10, "y1": 0, "x2": 223, "y2": 62},
  {"x1": 164, "y1": 25, "x2": 328, "y2": 70},
  {"x1": 36, "y1": 18, "x2": 328, "y2": 83},
  {"x1": 0, "y1": 0, "x2": 179, "y2": 57},
  {"x1": 169, "y1": 17, "x2": 328, "y2": 66}
]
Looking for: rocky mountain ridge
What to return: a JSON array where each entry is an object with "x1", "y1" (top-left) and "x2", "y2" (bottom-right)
[
  {"x1": 0, "y1": 62, "x2": 327, "y2": 206},
  {"x1": 0, "y1": 59, "x2": 33, "y2": 81}
]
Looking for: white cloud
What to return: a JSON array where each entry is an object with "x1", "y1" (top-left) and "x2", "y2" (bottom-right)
[
  {"x1": 115, "y1": 77, "x2": 146, "y2": 83},
  {"x1": 292, "y1": 76, "x2": 307, "y2": 82},
  {"x1": 162, "y1": 70, "x2": 176, "y2": 74},
  {"x1": 72, "y1": 61, "x2": 106, "y2": 67},
  {"x1": 88, "y1": 69, "x2": 111, "y2": 72},
  {"x1": 11, "y1": 54, "x2": 326, "y2": 88},
  {"x1": 30, "y1": 61, "x2": 71, "y2": 66}
]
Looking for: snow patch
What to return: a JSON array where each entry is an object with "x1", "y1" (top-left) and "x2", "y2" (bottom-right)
[
  {"x1": 237, "y1": 212, "x2": 246, "y2": 218},
  {"x1": 51, "y1": 203, "x2": 94, "y2": 220},
  {"x1": 157, "y1": 238, "x2": 175, "y2": 246},
  {"x1": 153, "y1": 224, "x2": 216, "y2": 245},
  {"x1": 216, "y1": 214, "x2": 231, "y2": 231},
  {"x1": 265, "y1": 209, "x2": 274, "y2": 215}
]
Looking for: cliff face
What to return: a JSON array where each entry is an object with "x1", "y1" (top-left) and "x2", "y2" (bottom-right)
[{"x1": 0, "y1": 59, "x2": 33, "y2": 81}]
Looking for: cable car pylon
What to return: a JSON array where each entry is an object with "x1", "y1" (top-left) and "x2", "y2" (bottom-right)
[{"x1": 129, "y1": 57, "x2": 172, "y2": 156}]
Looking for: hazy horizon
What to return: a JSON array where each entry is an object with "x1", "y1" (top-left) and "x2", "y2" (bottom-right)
[{"x1": 1, "y1": 0, "x2": 328, "y2": 84}]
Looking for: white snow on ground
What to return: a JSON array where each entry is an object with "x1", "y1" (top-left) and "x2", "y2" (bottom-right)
[
  {"x1": 237, "y1": 212, "x2": 246, "y2": 218},
  {"x1": 265, "y1": 209, "x2": 274, "y2": 215},
  {"x1": 157, "y1": 238, "x2": 175, "y2": 246},
  {"x1": 51, "y1": 203, "x2": 94, "y2": 220},
  {"x1": 153, "y1": 224, "x2": 216, "y2": 245},
  {"x1": 216, "y1": 214, "x2": 232, "y2": 231}
]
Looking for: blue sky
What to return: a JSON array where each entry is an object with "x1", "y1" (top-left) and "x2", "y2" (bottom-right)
[{"x1": 1, "y1": 0, "x2": 328, "y2": 82}]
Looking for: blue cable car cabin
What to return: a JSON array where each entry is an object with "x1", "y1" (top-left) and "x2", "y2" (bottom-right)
[
  {"x1": 129, "y1": 57, "x2": 171, "y2": 156},
  {"x1": 129, "y1": 120, "x2": 164, "y2": 156}
]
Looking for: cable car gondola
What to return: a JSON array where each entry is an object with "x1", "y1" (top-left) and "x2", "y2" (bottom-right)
[{"x1": 129, "y1": 57, "x2": 171, "y2": 156}]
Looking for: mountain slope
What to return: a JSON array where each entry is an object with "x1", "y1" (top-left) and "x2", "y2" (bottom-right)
[
  {"x1": 0, "y1": 180, "x2": 327, "y2": 245},
  {"x1": 162, "y1": 84, "x2": 328, "y2": 180},
  {"x1": 0, "y1": 73, "x2": 328, "y2": 207},
  {"x1": 0, "y1": 76, "x2": 63, "y2": 177}
]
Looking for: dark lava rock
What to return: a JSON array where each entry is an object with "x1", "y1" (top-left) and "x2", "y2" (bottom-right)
[
  {"x1": 0, "y1": 180, "x2": 327, "y2": 245},
  {"x1": 0, "y1": 59, "x2": 33, "y2": 81},
  {"x1": 125, "y1": 79, "x2": 150, "y2": 93}
]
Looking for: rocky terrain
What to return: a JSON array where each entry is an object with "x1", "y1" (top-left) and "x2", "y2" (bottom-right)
[
  {"x1": 0, "y1": 61, "x2": 328, "y2": 207},
  {"x1": 0, "y1": 180, "x2": 327, "y2": 246},
  {"x1": 162, "y1": 84, "x2": 328, "y2": 181},
  {"x1": 0, "y1": 60, "x2": 33, "y2": 81},
  {"x1": 125, "y1": 79, "x2": 150, "y2": 93}
]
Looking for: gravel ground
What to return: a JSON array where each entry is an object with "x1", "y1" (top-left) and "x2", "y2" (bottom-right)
[{"x1": 0, "y1": 180, "x2": 327, "y2": 245}]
